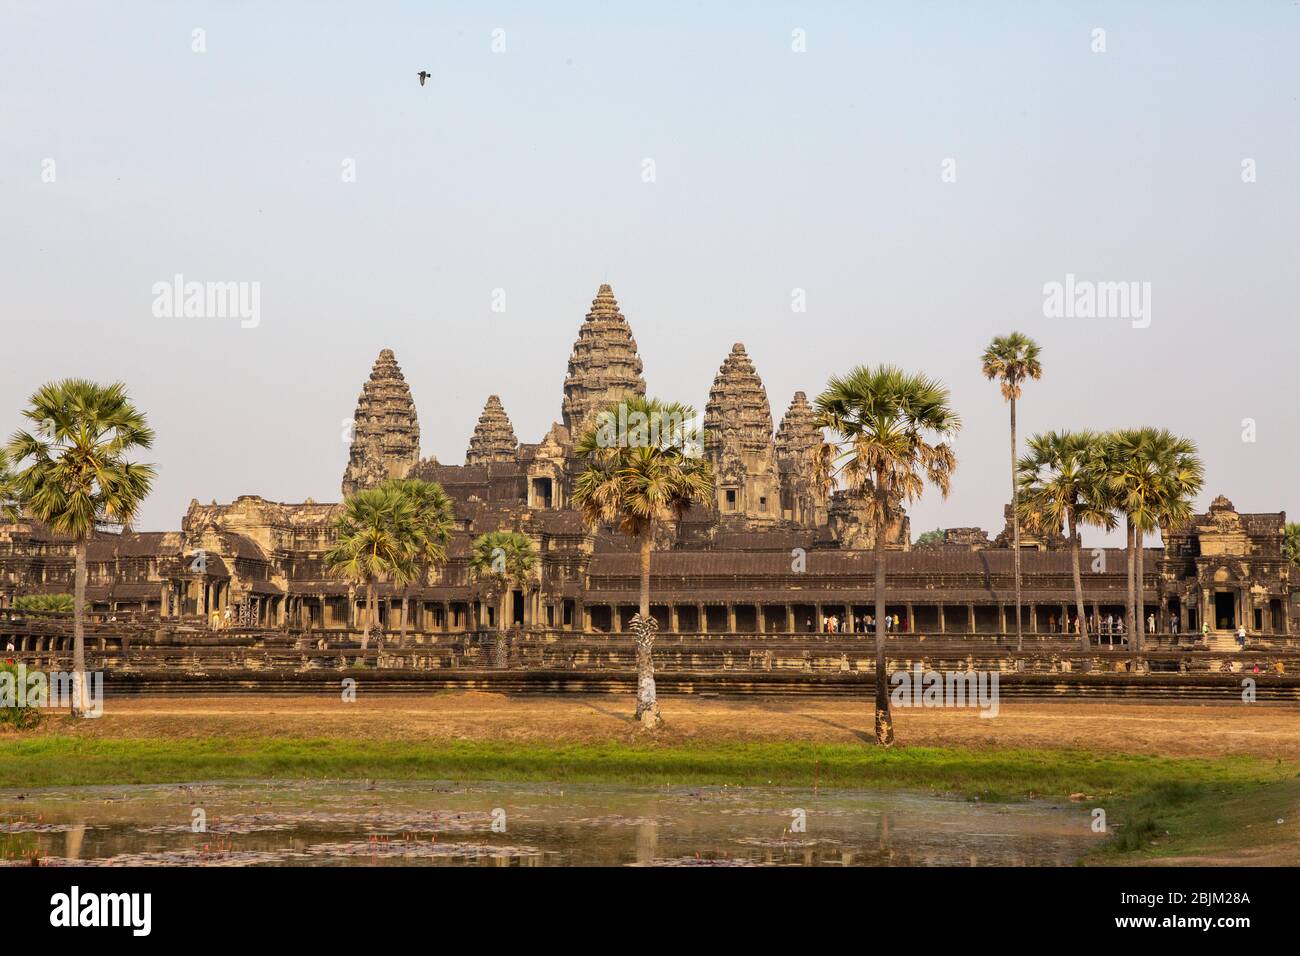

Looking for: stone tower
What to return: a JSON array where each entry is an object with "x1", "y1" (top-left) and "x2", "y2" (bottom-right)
[
  {"x1": 561, "y1": 284, "x2": 646, "y2": 441},
  {"x1": 466, "y1": 395, "x2": 519, "y2": 465},
  {"x1": 341, "y1": 349, "x2": 421, "y2": 497},
  {"x1": 703, "y1": 343, "x2": 780, "y2": 524},
  {"x1": 774, "y1": 391, "x2": 828, "y2": 527}
]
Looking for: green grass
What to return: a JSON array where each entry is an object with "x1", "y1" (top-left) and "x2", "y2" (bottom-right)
[{"x1": 2, "y1": 735, "x2": 1294, "y2": 863}]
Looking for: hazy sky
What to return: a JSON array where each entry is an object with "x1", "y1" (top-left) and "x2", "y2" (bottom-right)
[{"x1": 3, "y1": 2, "x2": 1297, "y2": 542}]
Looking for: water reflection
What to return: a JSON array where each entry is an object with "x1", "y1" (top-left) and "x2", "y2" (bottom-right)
[{"x1": 0, "y1": 780, "x2": 1094, "y2": 867}]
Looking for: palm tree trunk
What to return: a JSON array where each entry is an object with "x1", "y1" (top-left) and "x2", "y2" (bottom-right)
[
  {"x1": 634, "y1": 523, "x2": 660, "y2": 727},
  {"x1": 72, "y1": 538, "x2": 89, "y2": 717},
  {"x1": 1125, "y1": 518, "x2": 1135, "y2": 640},
  {"x1": 873, "y1": 483, "x2": 894, "y2": 746},
  {"x1": 1010, "y1": 397, "x2": 1023, "y2": 651},
  {"x1": 1069, "y1": 514, "x2": 1087, "y2": 653},
  {"x1": 1135, "y1": 528, "x2": 1145, "y2": 653},
  {"x1": 400, "y1": 587, "x2": 409, "y2": 648},
  {"x1": 360, "y1": 581, "x2": 374, "y2": 651}
]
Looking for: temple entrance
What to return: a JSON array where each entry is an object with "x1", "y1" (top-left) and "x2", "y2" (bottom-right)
[
  {"x1": 530, "y1": 477, "x2": 553, "y2": 509},
  {"x1": 512, "y1": 590, "x2": 524, "y2": 626},
  {"x1": 1213, "y1": 591, "x2": 1236, "y2": 630}
]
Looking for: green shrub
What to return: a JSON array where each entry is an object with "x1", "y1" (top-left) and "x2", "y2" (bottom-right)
[
  {"x1": 0, "y1": 661, "x2": 43, "y2": 730},
  {"x1": 12, "y1": 593, "x2": 73, "y2": 613}
]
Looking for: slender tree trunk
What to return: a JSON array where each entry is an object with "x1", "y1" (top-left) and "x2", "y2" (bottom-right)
[
  {"x1": 634, "y1": 523, "x2": 661, "y2": 728},
  {"x1": 1135, "y1": 528, "x2": 1145, "y2": 653},
  {"x1": 873, "y1": 481, "x2": 894, "y2": 746},
  {"x1": 1125, "y1": 518, "x2": 1135, "y2": 641},
  {"x1": 1069, "y1": 513, "x2": 1087, "y2": 653},
  {"x1": 72, "y1": 538, "x2": 89, "y2": 716},
  {"x1": 400, "y1": 587, "x2": 409, "y2": 648},
  {"x1": 495, "y1": 587, "x2": 508, "y2": 668},
  {"x1": 1010, "y1": 397, "x2": 1023, "y2": 651},
  {"x1": 360, "y1": 581, "x2": 374, "y2": 651}
]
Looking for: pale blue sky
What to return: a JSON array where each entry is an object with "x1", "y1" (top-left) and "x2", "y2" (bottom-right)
[{"x1": 2, "y1": 2, "x2": 1297, "y2": 538}]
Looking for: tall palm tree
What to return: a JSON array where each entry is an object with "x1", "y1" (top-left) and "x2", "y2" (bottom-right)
[
  {"x1": 571, "y1": 396, "x2": 714, "y2": 728},
  {"x1": 814, "y1": 365, "x2": 960, "y2": 746},
  {"x1": 5, "y1": 380, "x2": 155, "y2": 716},
  {"x1": 981, "y1": 333, "x2": 1042, "y2": 650},
  {"x1": 1017, "y1": 430, "x2": 1116, "y2": 650},
  {"x1": 385, "y1": 478, "x2": 454, "y2": 647},
  {"x1": 468, "y1": 530, "x2": 538, "y2": 666},
  {"x1": 323, "y1": 484, "x2": 419, "y2": 652},
  {"x1": 1106, "y1": 429, "x2": 1204, "y2": 650}
]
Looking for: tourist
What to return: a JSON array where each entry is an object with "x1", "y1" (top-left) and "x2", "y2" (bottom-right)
[
  {"x1": 893, "y1": 614, "x2": 900, "y2": 632},
  {"x1": 1236, "y1": 624, "x2": 1247, "y2": 648},
  {"x1": 1104, "y1": 614, "x2": 1113, "y2": 635},
  {"x1": 1202, "y1": 621, "x2": 1210, "y2": 639},
  {"x1": 1170, "y1": 614, "x2": 1179, "y2": 636},
  {"x1": 4, "y1": 639, "x2": 13, "y2": 653},
  {"x1": 1147, "y1": 613, "x2": 1156, "y2": 634}
]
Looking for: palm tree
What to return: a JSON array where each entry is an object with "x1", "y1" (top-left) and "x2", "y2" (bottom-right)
[
  {"x1": 981, "y1": 333, "x2": 1042, "y2": 650},
  {"x1": 468, "y1": 530, "x2": 538, "y2": 664},
  {"x1": 385, "y1": 478, "x2": 454, "y2": 647},
  {"x1": 323, "y1": 484, "x2": 419, "y2": 653},
  {"x1": 5, "y1": 380, "x2": 155, "y2": 716},
  {"x1": 0, "y1": 451, "x2": 22, "y2": 524},
  {"x1": 1106, "y1": 429, "x2": 1204, "y2": 650},
  {"x1": 1285, "y1": 523, "x2": 1300, "y2": 570},
  {"x1": 571, "y1": 396, "x2": 714, "y2": 728},
  {"x1": 1017, "y1": 430, "x2": 1115, "y2": 650},
  {"x1": 814, "y1": 365, "x2": 960, "y2": 746}
]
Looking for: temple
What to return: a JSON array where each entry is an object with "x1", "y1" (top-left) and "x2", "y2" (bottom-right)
[{"x1": 1, "y1": 283, "x2": 1296, "y2": 644}]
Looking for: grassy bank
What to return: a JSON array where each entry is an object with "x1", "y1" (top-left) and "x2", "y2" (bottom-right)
[{"x1": 2, "y1": 733, "x2": 1295, "y2": 863}]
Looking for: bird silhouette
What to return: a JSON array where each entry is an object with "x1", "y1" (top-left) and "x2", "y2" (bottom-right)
[{"x1": 417, "y1": 70, "x2": 431, "y2": 87}]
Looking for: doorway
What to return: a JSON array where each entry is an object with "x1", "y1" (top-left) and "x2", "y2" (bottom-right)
[{"x1": 1213, "y1": 591, "x2": 1235, "y2": 630}]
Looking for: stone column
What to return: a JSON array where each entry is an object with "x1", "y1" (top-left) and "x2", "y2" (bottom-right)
[
  {"x1": 967, "y1": 604, "x2": 976, "y2": 634},
  {"x1": 726, "y1": 604, "x2": 737, "y2": 634},
  {"x1": 937, "y1": 604, "x2": 945, "y2": 634}
]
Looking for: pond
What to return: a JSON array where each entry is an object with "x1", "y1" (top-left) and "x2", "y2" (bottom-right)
[{"x1": 0, "y1": 780, "x2": 1098, "y2": 866}]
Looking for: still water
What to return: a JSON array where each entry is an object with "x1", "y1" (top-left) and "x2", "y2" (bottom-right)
[{"x1": 0, "y1": 780, "x2": 1096, "y2": 866}]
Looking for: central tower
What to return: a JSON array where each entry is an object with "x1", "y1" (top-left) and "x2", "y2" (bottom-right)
[{"x1": 560, "y1": 284, "x2": 646, "y2": 441}]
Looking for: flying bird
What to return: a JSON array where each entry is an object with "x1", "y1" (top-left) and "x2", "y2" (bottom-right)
[{"x1": 417, "y1": 70, "x2": 431, "y2": 87}]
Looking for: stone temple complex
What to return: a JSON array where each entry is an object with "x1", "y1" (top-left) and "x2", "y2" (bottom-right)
[{"x1": 1, "y1": 284, "x2": 1297, "y2": 642}]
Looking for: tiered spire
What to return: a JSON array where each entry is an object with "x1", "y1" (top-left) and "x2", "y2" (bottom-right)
[
  {"x1": 341, "y1": 349, "x2": 421, "y2": 497},
  {"x1": 775, "y1": 391, "x2": 820, "y2": 468},
  {"x1": 560, "y1": 284, "x2": 646, "y2": 439},
  {"x1": 704, "y1": 344, "x2": 776, "y2": 458},
  {"x1": 702, "y1": 343, "x2": 779, "y2": 523},
  {"x1": 775, "y1": 391, "x2": 827, "y2": 527},
  {"x1": 465, "y1": 395, "x2": 519, "y2": 465}
]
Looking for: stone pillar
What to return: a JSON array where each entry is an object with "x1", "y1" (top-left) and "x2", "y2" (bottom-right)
[
  {"x1": 726, "y1": 604, "x2": 737, "y2": 634},
  {"x1": 967, "y1": 604, "x2": 976, "y2": 634},
  {"x1": 670, "y1": 605, "x2": 680, "y2": 633},
  {"x1": 784, "y1": 605, "x2": 793, "y2": 633}
]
